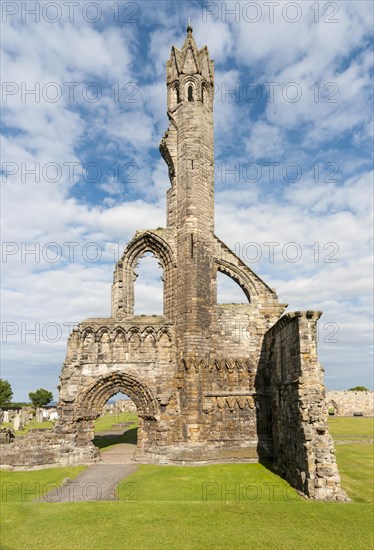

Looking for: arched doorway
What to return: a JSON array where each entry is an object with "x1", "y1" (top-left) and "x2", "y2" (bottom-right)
[
  {"x1": 72, "y1": 372, "x2": 159, "y2": 461},
  {"x1": 94, "y1": 392, "x2": 138, "y2": 460},
  {"x1": 327, "y1": 400, "x2": 339, "y2": 416}
]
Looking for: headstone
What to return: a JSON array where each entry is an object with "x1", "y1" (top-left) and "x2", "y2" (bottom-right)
[
  {"x1": 21, "y1": 409, "x2": 29, "y2": 426},
  {"x1": 3, "y1": 411, "x2": 9, "y2": 423},
  {"x1": 13, "y1": 414, "x2": 21, "y2": 431}
]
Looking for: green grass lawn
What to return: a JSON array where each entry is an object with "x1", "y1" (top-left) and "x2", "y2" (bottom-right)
[
  {"x1": 94, "y1": 411, "x2": 138, "y2": 433},
  {"x1": 0, "y1": 417, "x2": 373, "y2": 550},
  {"x1": 2, "y1": 419, "x2": 54, "y2": 435},
  {"x1": 328, "y1": 416, "x2": 374, "y2": 440},
  {"x1": 93, "y1": 411, "x2": 138, "y2": 450},
  {"x1": 0, "y1": 466, "x2": 87, "y2": 503},
  {"x1": 334, "y1": 444, "x2": 373, "y2": 503}
]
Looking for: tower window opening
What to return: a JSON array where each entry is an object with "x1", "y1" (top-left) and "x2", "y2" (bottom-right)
[
  {"x1": 202, "y1": 87, "x2": 204, "y2": 103},
  {"x1": 188, "y1": 85, "x2": 193, "y2": 101},
  {"x1": 134, "y1": 252, "x2": 164, "y2": 315},
  {"x1": 176, "y1": 86, "x2": 180, "y2": 104}
]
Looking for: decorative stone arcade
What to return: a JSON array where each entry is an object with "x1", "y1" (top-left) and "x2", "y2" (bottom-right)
[{"x1": 1, "y1": 26, "x2": 347, "y2": 500}]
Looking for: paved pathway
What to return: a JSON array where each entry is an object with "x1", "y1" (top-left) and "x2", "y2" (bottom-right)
[{"x1": 42, "y1": 439, "x2": 138, "y2": 503}]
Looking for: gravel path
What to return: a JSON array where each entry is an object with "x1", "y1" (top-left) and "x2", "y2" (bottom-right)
[{"x1": 42, "y1": 441, "x2": 138, "y2": 502}]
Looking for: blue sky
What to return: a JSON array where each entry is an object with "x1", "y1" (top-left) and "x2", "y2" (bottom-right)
[{"x1": 1, "y1": 0, "x2": 373, "y2": 400}]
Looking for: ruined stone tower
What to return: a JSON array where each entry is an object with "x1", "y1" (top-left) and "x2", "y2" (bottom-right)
[{"x1": 1, "y1": 26, "x2": 346, "y2": 501}]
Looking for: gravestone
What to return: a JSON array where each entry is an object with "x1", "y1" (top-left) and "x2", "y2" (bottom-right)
[
  {"x1": 21, "y1": 409, "x2": 29, "y2": 426},
  {"x1": 13, "y1": 414, "x2": 21, "y2": 431}
]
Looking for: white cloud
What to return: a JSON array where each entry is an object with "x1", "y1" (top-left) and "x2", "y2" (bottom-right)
[{"x1": 245, "y1": 121, "x2": 284, "y2": 158}]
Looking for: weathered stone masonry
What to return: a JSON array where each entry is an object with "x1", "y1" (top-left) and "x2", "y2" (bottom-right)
[
  {"x1": 326, "y1": 390, "x2": 374, "y2": 417},
  {"x1": 0, "y1": 26, "x2": 347, "y2": 500}
]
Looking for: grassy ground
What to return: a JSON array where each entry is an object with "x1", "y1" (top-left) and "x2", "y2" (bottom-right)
[
  {"x1": 2, "y1": 420, "x2": 54, "y2": 435},
  {"x1": 1, "y1": 499, "x2": 372, "y2": 550},
  {"x1": 328, "y1": 416, "x2": 374, "y2": 440},
  {"x1": 328, "y1": 417, "x2": 373, "y2": 503},
  {"x1": 334, "y1": 444, "x2": 373, "y2": 503},
  {"x1": 0, "y1": 417, "x2": 373, "y2": 550},
  {"x1": 93, "y1": 411, "x2": 138, "y2": 450},
  {"x1": 0, "y1": 466, "x2": 87, "y2": 503},
  {"x1": 94, "y1": 411, "x2": 138, "y2": 433}
]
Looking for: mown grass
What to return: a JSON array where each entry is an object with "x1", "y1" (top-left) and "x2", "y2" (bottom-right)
[
  {"x1": 328, "y1": 416, "x2": 374, "y2": 440},
  {"x1": 1, "y1": 499, "x2": 372, "y2": 550},
  {"x1": 117, "y1": 462, "x2": 299, "y2": 502},
  {"x1": 93, "y1": 411, "x2": 138, "y2": 450},
  {"x1": 94, "y1": 411, "x2": 138, "y2": 433},
  {"x1": 0, "y1": 418, "x2": 373, "y2": 550},
  {"x1": 0, "y1": 466, "x2": 86, "y2": 503},
  {"x1": 334, "y1": 444, "x2": 373, "y2": 503}
]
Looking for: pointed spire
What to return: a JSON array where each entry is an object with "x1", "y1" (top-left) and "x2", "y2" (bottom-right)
[
  {"x1": 182, "y1": 18, "x2": 197, "y2": 53},
  {"x1": 166, "y1": 23, "x2": 214, "y2": 85}
]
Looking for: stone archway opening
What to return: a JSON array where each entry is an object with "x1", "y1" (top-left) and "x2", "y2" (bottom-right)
[
  {"x1": 134, "y1": 252, "x2": 164, "y2": 315},
  {"x1": 73, "y1": 373, "x2": 159, "y2": 462},
  {"x1": 328, "y1": 400, "x2": 339, "y2": 416},
  {"x1": 216, "y1": 271, "x2": 250, "y2": 304},
  {"x1": 93, "y1": 392, "x2": 139, "y2": 457}
]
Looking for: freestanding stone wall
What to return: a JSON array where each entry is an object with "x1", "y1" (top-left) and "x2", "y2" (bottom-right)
[
  {"x1": 0, "y1": 25, "x2": 347, "y2": 500},
  {"x1": 326, "y1": 391, "x2": 374, "y2": 416},
  {"x1": 257, "y1": 312, "x2": 344, "y2": 500}
]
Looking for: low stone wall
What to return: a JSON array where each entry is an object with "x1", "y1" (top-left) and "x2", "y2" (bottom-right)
[
  {"x1": 326, "y1": 391, "x2": 374, "y2": 416},
  {"x1": 0, "y1": 430, "x2": 98, "y2": 470}
]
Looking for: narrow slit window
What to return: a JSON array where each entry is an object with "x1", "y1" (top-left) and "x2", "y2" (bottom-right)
[{"x1": 188, "y1": 85, "x2": 193, "y2": 101}]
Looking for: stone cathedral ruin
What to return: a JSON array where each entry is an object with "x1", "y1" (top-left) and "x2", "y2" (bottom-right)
[{"x1": 1, "y1": 26, "x2": 346, "y2": 501}]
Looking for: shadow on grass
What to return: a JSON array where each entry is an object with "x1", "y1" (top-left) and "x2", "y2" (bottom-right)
[
  {"x1": 258, "y1": 459, "x2": 278, "y2": 476},
  {"x1": 94, "y1": 428, "x2": 138, "y2": 449}
]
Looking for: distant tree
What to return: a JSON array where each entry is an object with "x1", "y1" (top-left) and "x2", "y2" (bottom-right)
[
  {"x1": 29, "y1": 388, "x2": 53, "y2": 408},
  {"x1": 348, "y1": 386, "x2": 369, "y2": 392},
  {"x1": 0, "y1": 379, "x2": 13, "y2": 407}
]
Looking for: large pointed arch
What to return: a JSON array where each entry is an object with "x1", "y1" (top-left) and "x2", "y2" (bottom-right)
[
  {"x1": 124, "y1": 231, "x2": 176, "y2": 269},
  {"x1": 74, "y1": 372, "x2": 158, "y2": 420},
  {"x1": 113, "y1": 231, "x2": 176, "y2": 319}
]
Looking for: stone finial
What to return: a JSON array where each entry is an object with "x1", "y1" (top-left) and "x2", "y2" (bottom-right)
[{"x1": 187, "y1": 18, "x2": 193, "y2": 35}]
